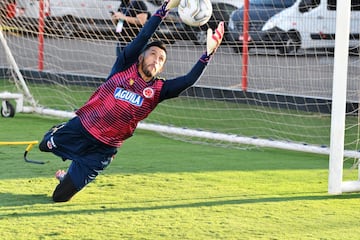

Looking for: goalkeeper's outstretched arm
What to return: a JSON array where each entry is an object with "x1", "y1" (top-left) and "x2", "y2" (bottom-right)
[
  {"x1": 108, "y1": 0, "x2": 180, "y2": 78},
  {"x1": 159, "y1": 22, "x2": 224, "y2": 101}
]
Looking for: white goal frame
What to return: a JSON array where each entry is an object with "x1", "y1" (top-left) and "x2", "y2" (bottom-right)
[{"x1": 328, "y1": 0, "x2": 360, "y2": 194}]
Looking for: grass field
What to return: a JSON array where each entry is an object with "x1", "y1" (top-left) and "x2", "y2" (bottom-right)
[{"x1": 1, "y1": 113, "x2": 360, "y2": 239}]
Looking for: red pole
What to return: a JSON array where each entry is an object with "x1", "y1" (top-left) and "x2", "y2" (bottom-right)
[
  {"x1": 38, "y1": 0, "x2": 44, "y2": 71},
  {"x1": 241, "y1": 0, "x2": 249, "y2": 91}
]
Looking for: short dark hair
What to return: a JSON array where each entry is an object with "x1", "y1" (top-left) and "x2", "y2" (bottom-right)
[{"x1": 142, "y1": 40, "x2": 167, "y2": 54}]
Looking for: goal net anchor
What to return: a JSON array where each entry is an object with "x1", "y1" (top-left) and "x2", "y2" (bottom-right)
[
  {"x1": 0, "y1": 141, "x2": 44, "y2": 164},
  {"x1": 0, "y1": 91, "x2": 24, "y2": 118}
]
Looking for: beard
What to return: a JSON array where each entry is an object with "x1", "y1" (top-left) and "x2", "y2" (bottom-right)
[
  {"x1": 139, "y1": 58, "x2": 155, "y2": 79},
  {"x1": 142, "y1": 65, "x2": 153, "y2": 78}
]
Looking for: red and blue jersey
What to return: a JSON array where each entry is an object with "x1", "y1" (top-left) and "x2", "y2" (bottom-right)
[{"x1": 76, "y1": 64, "x2": 164, "y2": 147}]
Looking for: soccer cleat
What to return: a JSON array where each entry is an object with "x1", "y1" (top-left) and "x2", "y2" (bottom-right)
[{"x1": 55, "y1": 170, "x2": 67, "y2": 182}]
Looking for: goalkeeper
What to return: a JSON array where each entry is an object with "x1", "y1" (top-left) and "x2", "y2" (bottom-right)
[{"x1": 39, "y1": 0, "x2": 224, "y2": 202}]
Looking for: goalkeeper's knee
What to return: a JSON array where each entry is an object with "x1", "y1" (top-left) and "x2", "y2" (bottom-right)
[
  {"x1": 39, "y1": 123, "x2": 66, "y2": 152},
  {"x1": 39, "y1": 132, "x2": 53, "y2": 152}
]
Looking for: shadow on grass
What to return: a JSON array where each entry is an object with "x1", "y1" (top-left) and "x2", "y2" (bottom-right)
[
  {"x1": 1, "y1": 193, "x2": 360, "y2": 218},
  {"x1": 0, "y1": 192, "x2": 52, "y2": 207}
]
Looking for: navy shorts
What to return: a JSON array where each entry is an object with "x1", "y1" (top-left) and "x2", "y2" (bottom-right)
[{"x1": 39, "y1": 117, "x2": 117, "y2": 190}]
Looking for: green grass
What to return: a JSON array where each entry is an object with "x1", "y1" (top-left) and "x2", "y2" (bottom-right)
[{"x1": 1, "y1": 114, "x2": 360, "y2": 239}]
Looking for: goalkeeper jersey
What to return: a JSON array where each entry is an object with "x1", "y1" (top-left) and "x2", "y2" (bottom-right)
[{"x1": 76, "y1": 63, "x2": 164, "y2": 147}]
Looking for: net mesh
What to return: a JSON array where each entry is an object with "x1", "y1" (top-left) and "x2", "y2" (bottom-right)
[{"x1": 1, "y1": 0, "x2": 360, "y2": 158}]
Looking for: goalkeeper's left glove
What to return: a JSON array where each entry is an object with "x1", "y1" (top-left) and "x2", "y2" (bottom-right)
[{"x1": 206, "y1": 21, "x2": 224, "y2": 56}]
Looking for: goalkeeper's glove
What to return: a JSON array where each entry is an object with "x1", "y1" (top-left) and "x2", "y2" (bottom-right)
[
  {"x1": 206, "y1": 21, "x2": 224, "y2": 56},
  {"x1": 156, "y1": 0, "x2": 180, "y2": 17},
  {"x1": 165, "y1": 0, "x2": 180, "y2": 10}
]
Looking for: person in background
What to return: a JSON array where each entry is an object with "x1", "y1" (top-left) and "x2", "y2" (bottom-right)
[{"x1": 111, "y1": 0, "x2": 149, "y2": 55}]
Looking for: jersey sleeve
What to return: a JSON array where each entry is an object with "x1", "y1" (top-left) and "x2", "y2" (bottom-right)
[{"x1": 159, "y1": 54, "x2": 210, "y2": 101}]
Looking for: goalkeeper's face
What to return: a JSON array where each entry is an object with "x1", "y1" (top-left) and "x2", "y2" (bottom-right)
[{"x1": 138, "y1": 46, "x2": 166, "y2": 82}]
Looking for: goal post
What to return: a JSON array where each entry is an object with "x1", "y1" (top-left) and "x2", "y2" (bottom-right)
[
  {"x1": 1, "y1": 0, "x2": 360, "y2": 194},
  {"x1": 0, "y1": 29, "x2": 36, "y2": 108},
  {"x1": 328, "y1": 0, "x2": 360, "y2": 194},
  {"x1": 0, "y1": 27, "x2": 75, "y2": 118}
]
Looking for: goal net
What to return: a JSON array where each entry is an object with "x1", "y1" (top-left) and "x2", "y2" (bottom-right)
[{"x1": 1, "y1": 0, "x2": 360, "y2": 193}]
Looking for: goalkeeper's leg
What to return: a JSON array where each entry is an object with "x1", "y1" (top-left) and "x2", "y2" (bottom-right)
[
  {"x1": 39, "y1": 123, "x2": 66, "y2": 152},
  {"x1": 52, "y1": 173, "x2": 78, "y2": 202}
]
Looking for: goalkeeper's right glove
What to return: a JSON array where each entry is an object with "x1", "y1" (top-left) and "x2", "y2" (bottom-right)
[
  {"x1": 206, "y1": 21, "x2": 225, "y2": 56},
  {"x1": 156, "y1": 0, "x2": 180, "y2": 17},
  {"x1": 165, "y1": 0, "x2": 180, "y2": 10}
]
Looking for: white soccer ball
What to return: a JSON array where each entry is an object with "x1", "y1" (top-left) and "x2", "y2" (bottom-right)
[{"x1": 177, "y1": 0, "x2": 213, "y2": 27}]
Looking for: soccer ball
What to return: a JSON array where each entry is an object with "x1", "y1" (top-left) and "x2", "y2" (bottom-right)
[{"x1": 177, "y1": 0, "x2": 213, "y2": 27}]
